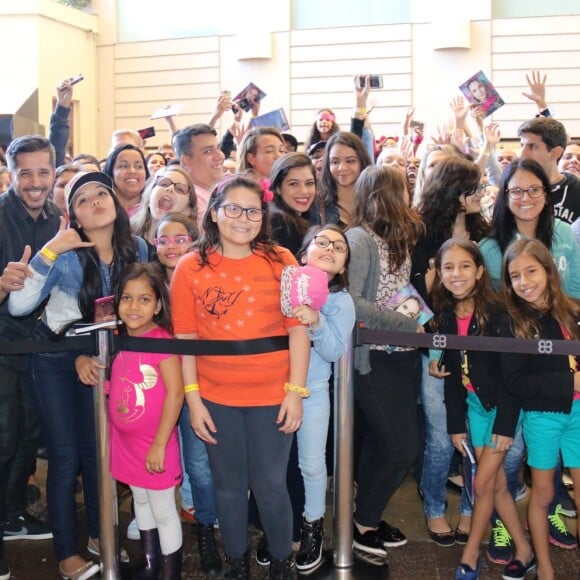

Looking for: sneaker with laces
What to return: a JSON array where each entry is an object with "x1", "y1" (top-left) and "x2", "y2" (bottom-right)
[
  {"x1": 353, "y1": 524, "x2": 387, "y2": 558},
  {"x1": 547, "y1": 504, "x2": 577, "y2": 549},
  {"x1": 557, "y1": 489, "x2": 576, "y2": 518},
  {"x1": 4, "y1": 513, "x2": 52, "y2": 541},
  {"x1": 296, "y1": 517, "x2": 324, "y2": 571},
  {"x1": 486, "y1": 519, "x2": 513, "y2": 564},
  {"x1": 377, "y1": 520, "x2": 407, "y2": 548},
  {"x1": 255, "y1": 533, "x2": 271, "y2": 566}
]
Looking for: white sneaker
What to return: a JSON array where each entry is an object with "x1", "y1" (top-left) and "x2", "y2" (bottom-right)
[{"x1": 126, "y1": 518, "x2": 140, "y2": 541}]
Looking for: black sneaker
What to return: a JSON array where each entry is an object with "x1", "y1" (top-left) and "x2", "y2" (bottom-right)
[
  {"x1": 197, "y1": 522, "x2": 223, "y2": 575},
  {"x1": 547, "y1": 504, "x2": 577, "y2": 549},
  {"x1": 296, "y1": 517, "x2": 324, "y2": 571},
  {"x1": 486, "y1": 519, "x2": 512, "y2": 564},
  {"x1": 256, "y1": 533, "x2": 272, "y2": 566},
  {"x1": 267, "y1": 555, "x2": 295, "y2": 580},
  {"x1": 4, "y1": 513, "x2": 52, "y2": 541},
  {"x1": 353, "y1": 524, "x2": 387, "y2": 557},
  {"x1": 377, "y1": 520, "x2": 407, "y2": 548}
]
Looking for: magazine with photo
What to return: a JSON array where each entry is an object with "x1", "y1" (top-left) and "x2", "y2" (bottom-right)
[
  {"x1": 459, "y1": 70, "x2": 505, "y2": 117},
  {"x1": 150, "y1": 103, "x2": 183, "y2": 120},
  {"x1": 461, "y1": 439, "x2": 477, "y2": 506},
  {"x1": 249, "y1": 108, "x2": 290, "y2": 132},
  {"x1": 233, "y1": 82, "x2": 266, "y2": 113},
  {"x1": 385, "y1": 282, "x2": 433, "y2": 327}
]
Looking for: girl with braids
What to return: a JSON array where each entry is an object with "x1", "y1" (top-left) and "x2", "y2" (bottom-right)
[
  {"x1": 501, "y1": 239, "x2": 580, "y2": 580},
  {"x1": 345, "y1": 165, "x2": 424, "y2": 558},
  {"x1": 9, "y1": 171, "x2": 147, "y2": 580},
  {"x1": 170, "y1": 174, "x2": 310, "y2": 579}
]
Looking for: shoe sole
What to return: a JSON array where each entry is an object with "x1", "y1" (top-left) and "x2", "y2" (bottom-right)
[
  {"x1": 381, "y1": 538, "x2": 407, "y2": 548},
  {"x1": 486, "y1": 552, "x2": 512, "y2": 565},
  {"x1": 501, "y1": 564, "x2": 537, "y2": 580},
  {"x1": 548, "y1": 536, "x2": 577, "y2": 549},
  {"x1": 255, "y1": 557, "x2": 271, "y2": 567},
  {"x1": 353, "y1": 540, "x2": 387, "y2": 558},
  {"x1": 4, "y1": 532, "x2": 53, "y2": 541},
  {"x1": 296, "y1": 548, "x2": 323, "y2": 571}
]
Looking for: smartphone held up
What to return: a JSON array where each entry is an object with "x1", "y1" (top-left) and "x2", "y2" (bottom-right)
[{"x1": 358, "y1": 75, "x2": 384, "y2": 89}]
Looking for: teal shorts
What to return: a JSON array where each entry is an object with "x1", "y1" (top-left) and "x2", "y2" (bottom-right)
[
  {"x1": 524, "y1": 399, "x2": 580, "y2": 470},
  {"x1": 466, "y1": 391, "x2": 522, "y2": 449}
]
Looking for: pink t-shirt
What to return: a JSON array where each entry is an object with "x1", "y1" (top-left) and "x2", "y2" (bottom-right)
[
  {"x1": 108, "y1": 326, "x2": 182, "y2": 490},
  {"x1": 456, "y1": 313, "x2": 475, "y2": 393}
]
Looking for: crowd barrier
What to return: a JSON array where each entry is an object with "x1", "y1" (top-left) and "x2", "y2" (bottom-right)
[{"x1": 0, "y1": 326, "x2": 577, "y2": 579}]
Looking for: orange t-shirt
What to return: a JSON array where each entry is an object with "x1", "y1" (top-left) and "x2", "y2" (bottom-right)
[{"x1": 170, "y1": 247, "x2": 300, "y2": 407}]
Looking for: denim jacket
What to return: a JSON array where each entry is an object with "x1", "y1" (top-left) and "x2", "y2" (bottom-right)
[
  {"x1": 9, "y1": 237, "x2": 148, "y2": 333},
  {"x1": 306, "y1": 290, "x2": 356, "y2": 392}
]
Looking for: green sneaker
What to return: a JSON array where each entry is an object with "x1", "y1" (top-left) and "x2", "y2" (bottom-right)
[
  {"x1": 486, "y1": 519, "x2": 512, "y2": 564},
  {"x1": 548, "y1": 504, "x2": 577, "y2": 549}
]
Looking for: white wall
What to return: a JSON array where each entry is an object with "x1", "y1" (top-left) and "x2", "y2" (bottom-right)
[
  {"x1": 89, "y1": 1, "x2": 580, "y2": 157},
  {"x1": 0, "y1": 0, "x2": 98, "y2": 154}
]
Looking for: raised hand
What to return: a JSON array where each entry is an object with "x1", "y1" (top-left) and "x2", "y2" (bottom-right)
[
  {"x1": 43, "y1": 216, "x2": 95, "y2": 257},
  {"x1": 56, "y1": 78, "x2": 74, "y2": 109},
  {"x1": 522, "y1": 69, "x2": 547, "y2": 110}
]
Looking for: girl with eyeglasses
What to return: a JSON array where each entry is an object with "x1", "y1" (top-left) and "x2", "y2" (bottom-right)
[
  {"x1": 479, "y1": 158, "x2": 580, "y2": 297},
  {"x1": 170, "y1": 174, "x2": 310, "y2": 579},
  {"x1": 131, "y1": 166, "x2": 198, "y2": 244}
]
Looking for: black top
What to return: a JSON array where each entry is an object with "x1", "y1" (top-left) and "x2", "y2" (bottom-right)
[
  {"x1": 0, "y1": 189, "x2": 62, "y2": 341},
  {"x1": 437, "y1": 304, "x2": 521, "y2": 438},
  {"x1": 500, "y1": 311, "x2": 576, "y2": 415},
  {"x1": 551, "y1": 172, "x2": 580, "y2": 225}
]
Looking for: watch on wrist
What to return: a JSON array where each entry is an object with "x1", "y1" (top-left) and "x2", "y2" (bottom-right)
[{"x1": 535, "y1": 107, "x2": 553, "y2": 118}]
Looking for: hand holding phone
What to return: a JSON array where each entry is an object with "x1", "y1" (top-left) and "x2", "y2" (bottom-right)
[
  {"x1": 69, "y1": 73, "x2": 84, "y2": 86},
  {"x1": 358, "y1": 75, "x2": 384, "y2": 89}
]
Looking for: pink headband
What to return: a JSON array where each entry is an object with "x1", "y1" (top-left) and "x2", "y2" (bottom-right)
[{"x1": 318, "y1": 112, "x2": 335, "y2": 122}]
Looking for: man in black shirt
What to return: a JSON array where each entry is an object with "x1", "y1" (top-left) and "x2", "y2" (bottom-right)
[{"x1": 0, "y1": 136, "x2": 61, "y2": 579}]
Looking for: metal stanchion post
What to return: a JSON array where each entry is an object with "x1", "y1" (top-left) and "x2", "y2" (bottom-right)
[
  {"x1": 94, "y1": 329, "x2": 120, "y2": 579},
  {"x1": 333, "y1": 332, "x2": 354, "y2": 569}
]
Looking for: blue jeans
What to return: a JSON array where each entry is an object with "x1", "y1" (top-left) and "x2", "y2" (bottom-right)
[
  {"x1": 30, "y1": 345, "x2": 99, "y2": 561},
  {"x1": 178, "y1": 403, "x2": 216, "y2": 526},
  {"x1": 296, "y1": 385, "x2": 331, "y2": 522},
  {"x1": 419, "y1": 355, "x2": 472, "y2": 518}
]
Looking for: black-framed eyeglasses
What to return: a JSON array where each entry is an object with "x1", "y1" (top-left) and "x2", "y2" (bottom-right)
[
  {"x1": 220, "y1": 203, "x2": 265, "y2": 222},
  {"x1": 506, "y1": 186, "x2": 545, "y2": 199},
  {"x1": 313, "y1": 235, "x2": 348, "y2": 253},
  {"x1": 153, "y1": 235, "x2": 193, "y2": 248},
  {"x1": 154, "y1": 175, "x2": 190, "y2": 196}
]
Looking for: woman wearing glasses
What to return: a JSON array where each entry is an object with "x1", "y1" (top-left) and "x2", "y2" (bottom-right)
[
  {"x1": 479, "y1": 158, "x2": 580, "y2": 298},
  {"x1": 131, "y1": 166, "x2": 198, "y2": 244}
]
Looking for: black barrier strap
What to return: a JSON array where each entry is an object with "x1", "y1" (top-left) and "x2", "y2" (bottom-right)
[
  {"x1": 356, "y1": 327, "x2": 580, "y2": 356},
  {"x1": 113, "y1": 334, "x2": 289, "y2": 356},
  {"x1": 0, "y1": 335, "x2": 94, "y2": 356}
]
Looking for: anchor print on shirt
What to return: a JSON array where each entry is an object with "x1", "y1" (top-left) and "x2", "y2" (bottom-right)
[{"x1": 117, "y1": 358, "x2": 158, "y2": 423}]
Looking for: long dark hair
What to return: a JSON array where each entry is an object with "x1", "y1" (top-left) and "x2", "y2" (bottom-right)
[
  {"x1": 351, "y1": 165, "x2": 424, "y2": 272},
  {"x1": 296, "y1": 224, "x2": 350, "y2": 293},
  {"x1": 196, "y1": 174, "x2": 278, "y2": 268},
  {"x1": 501, "y1": 239, "x2": 580, "y2": 340},
  {"x1": 269, "y1": 152, "x2": 316, "y2": 241},
  {"x1": 430, "y1": 239, "x2": 498, "y2": 332},
  {"x1": 103, "y1": 143, "x2": 150, "y2": 191},
  {"x1": 114, "y1": 262, "x2": 172, "y2": 334},
  {"x1": 70, "y1": 189, "x2": 141, "y2": 322},
  {"x1": 305, "y1": 108, "x2": 340, "y2": 150},
  {"x1": 320, "y1": 132, "x2": 372, "y2": 209},
  {"x1": 418, "y1": 157, "x2": 488, "y2": 247},
  {"x1": 490, "y1": 158, "x2": 553, "y2": 254}
]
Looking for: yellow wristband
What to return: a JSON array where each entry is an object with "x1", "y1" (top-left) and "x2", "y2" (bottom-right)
[
  {"x1": 41, "y1": 246, "x2": 58, "y2": 262},
  {"x1": 284, "y1": 382, "x2": 310, "y2": 398},
  {"x1": 354, "y1": 107, "x2": 366, "y2": 115},
  {"x1": 184, "y1": 383, "x2": 199, "y2": 393}
]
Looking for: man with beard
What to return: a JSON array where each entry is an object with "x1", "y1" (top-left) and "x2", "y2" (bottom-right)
[{"x1": 0, "y1": 136, "x2": 61, "y2": 580}]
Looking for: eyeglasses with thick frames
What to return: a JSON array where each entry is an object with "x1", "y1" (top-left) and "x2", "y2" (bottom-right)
[
  {"x1": 506, "y1": 186, "x2": 545, "y2": 199},
  {"x1": 220, "y1": 203, "x2": 265, "y2": 222},
  {"x1": 312, "y1": 235, "x2": 348, "y2": 253},
  {"x1": 153, "y1": 235, "x2": 193, "y2": 248},
  {"x1": 154, "y1": 176, "x2": 190, "y2": 196}
]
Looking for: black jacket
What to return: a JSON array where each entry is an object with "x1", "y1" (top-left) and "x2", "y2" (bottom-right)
[
  {"x1": 437, "y1": 304, "x2": 521, "y2": 438},
  {"x1": 500, "y1": 312, "x2": 576, "y2": 415}
]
